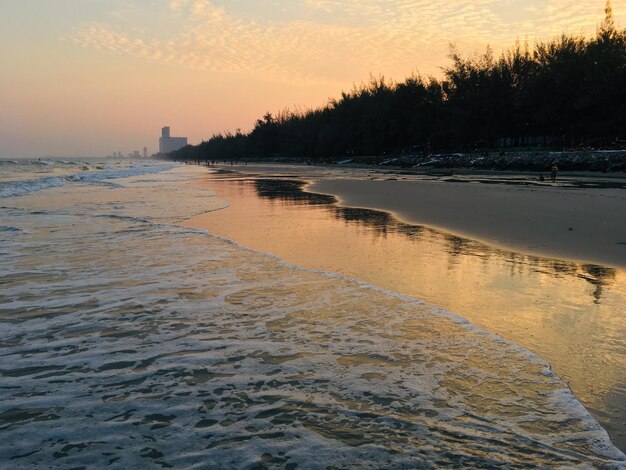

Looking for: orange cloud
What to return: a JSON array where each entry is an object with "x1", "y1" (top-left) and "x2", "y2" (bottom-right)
[{"x1": 68, "y1": 0, "x2": 622, "y2": 85}]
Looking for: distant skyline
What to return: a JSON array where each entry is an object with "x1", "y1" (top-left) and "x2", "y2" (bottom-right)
[{"x1": 1, "y1": 0, "x2": 624, "y2": 157}]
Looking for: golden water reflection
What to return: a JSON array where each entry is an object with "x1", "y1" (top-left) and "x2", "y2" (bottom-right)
[{"x1": 182, "y1": 175, "x2": 626, "y2": 451}]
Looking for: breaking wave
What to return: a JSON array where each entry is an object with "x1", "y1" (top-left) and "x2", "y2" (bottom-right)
[{"x1": 0, "y1": 175, "x2": 68, "y2": 198}]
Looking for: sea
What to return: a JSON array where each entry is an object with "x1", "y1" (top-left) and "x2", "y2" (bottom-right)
[{"x1": 1, "y1": 157, "x2": 624, "y2": 468}]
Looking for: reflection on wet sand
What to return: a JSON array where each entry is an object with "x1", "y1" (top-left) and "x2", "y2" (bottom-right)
[
  {"x1": 332, "y1": 207, "x2": 618, "y2": 304},
  {"x1": 252, "y1": 178, "x2": 619, "y2": 301},
  {"x1": 183, "y1": 174, "x2": 626, "y2": 451}
]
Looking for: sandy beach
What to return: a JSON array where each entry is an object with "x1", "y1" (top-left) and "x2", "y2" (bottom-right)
[
  {"x1": 218, "y1": 163, "x2": 626, "y2": 268},
  {"x1": 311, "y1": 176, "x2": 626, "y2": 270}
]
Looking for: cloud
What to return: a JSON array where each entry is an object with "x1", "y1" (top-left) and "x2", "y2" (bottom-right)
[
  {"x1": 169, "y1": 0, "x2": 191, "y2": 12},
  {"x1": 68, "y1": 0, "x2": 620, "y2": 85}
]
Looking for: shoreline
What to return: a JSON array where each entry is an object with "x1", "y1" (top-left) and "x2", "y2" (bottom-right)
[
  {"x1": 307, "y1": 176, "x2": 626, "y2": 269},
  {"x1": 198, "y1": 162, "x2": 626, "y2": 269},
  {"x1": 183, "y1": 165, "x2": 626, "y2": 453}
]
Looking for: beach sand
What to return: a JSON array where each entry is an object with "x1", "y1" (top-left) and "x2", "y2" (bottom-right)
[
  {"x1": 217, "y1": 163, "x2": 626, "y2": 268},
  {"x1": 310, "y1": 176, "x2": 626, "y2": 269}
]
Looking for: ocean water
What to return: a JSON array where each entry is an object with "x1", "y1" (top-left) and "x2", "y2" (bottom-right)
[{"x1": 1, "y1": 159, "x2": 625, "y2": 468}]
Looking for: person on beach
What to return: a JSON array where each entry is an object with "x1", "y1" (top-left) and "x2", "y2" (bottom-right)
[{"x1": 550, "y1": 163, "x2": 558, "y2": 182}]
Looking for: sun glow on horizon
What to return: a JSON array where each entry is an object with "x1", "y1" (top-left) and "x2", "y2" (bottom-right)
[{"x1": 1, "y1": 0, "x2": 624, "y2": 156}]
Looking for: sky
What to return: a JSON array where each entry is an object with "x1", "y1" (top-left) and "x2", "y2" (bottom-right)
[{"x1": 1, "y1": 0, "x2": 624, "y2": 157}]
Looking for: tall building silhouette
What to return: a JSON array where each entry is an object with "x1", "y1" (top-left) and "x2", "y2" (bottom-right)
[{"x1": 159, "y1": 126, "x2": 187, "y2": 154}]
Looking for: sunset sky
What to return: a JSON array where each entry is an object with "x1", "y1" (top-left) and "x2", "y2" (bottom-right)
[{"x1": 1, "y1": 0, "x2": 623, "y2": 157}]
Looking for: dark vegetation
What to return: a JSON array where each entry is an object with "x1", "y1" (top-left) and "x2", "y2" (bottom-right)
[{"x1": 168, "y1": 3, "x2": 626, "y2": 165}]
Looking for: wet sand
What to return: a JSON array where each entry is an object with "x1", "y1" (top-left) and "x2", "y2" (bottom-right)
[
  {"x1": 310, "y1": 176, "x2": 626, "y2": 269},
  {"x1": 204, "y1": 163, "x2": 626, "y2": 268}
]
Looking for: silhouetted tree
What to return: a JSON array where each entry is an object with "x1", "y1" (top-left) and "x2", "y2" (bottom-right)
[{"x1": 168, "y1": 3, "x2": 626, "y2": 162}]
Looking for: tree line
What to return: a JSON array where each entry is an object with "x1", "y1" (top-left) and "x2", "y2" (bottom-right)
[{"x1": 168, "y1": 3, "x2": 626, "y2": 162}]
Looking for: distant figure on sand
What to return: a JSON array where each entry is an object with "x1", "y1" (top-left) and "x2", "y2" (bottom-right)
[{"x1": 550, "y1": 164, "x2": 558, "y2": 182}]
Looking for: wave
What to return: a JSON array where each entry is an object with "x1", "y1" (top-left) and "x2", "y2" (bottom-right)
[
  {"x1": 67, "y1": 163, "x2": 177, "y2": 184},
  {"x1": 0, "y1": 225, "x2": 21, "y2": 233},
  {"x1": 94, "y1": 213, "x2": 151, "y2": 224},
  {"x1": 0, "y1": 176, "x2": 68, "y2": 198},
  {"x1": 0, "y1": 162, "x2": 178, "y2": 198}
]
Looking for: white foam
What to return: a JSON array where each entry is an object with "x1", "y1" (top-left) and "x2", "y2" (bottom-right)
[
  {"x1": 0, "y1": 159, "x2": 178, "y2": 198},
  {"x1": 67, "y1": 162, "x2": 177, "y2": 184},
  {"x1": 0, "y1": 176, "x2": 68, "y2": 198}
]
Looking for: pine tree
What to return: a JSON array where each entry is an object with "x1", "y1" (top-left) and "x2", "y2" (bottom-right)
[{"x1": 599, "y1": 0, "x2": 616, "y2": 38}]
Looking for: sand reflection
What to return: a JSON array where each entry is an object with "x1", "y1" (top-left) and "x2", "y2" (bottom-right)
[{"x1": 183, "y1": 174, "x2": 626, "y2": 450}]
